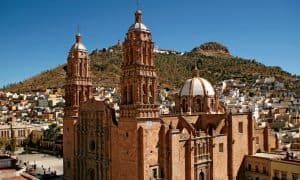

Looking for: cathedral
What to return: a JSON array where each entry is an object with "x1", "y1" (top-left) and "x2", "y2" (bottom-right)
[{"x1": 63, "y1": 9, "x2": 277, "y2": 180}]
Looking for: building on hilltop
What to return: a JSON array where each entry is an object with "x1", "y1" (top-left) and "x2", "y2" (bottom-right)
[{"x1": 64, "y1": 9, "x2": 278, "y2": 180}]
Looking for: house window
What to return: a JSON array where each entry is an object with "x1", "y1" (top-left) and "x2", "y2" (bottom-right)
[
  {"x1": 152, "y1": 168, "x2": 158, "y2": 178},
  {"x1": 238, "y1": 122, "x2": 243, "y2": 133},
  {"x1": 292, "y1": 174, "x2": 299, "y2": 180},
  {"x1": 255, "y1": 165, "x2": 259, "y2": 172},
  {"x1": 263, "y1": 167, "x2": 267, "y2": 174},
  {"x1": 150, "y1": 166, "x2": 160, "y2": 179},
  {"x1": 281, "y1": 171, "x2": 287, "y2": 180},
  {"x1": 248, "y1": 164, "x2": 252, "y2": 171},
  {"x1": 273, "y1": 170, "x2": 279, "y2": 180},
  {"x1": 219, "y1": 143, "x2": 223, "y2": 152}
]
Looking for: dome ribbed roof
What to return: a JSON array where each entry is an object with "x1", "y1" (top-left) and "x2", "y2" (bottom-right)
[
  {"x1": 128, "y1": 22, "x2": 150, "y2": 32},
  {"x1": 180, "y1": 77, "x2": 215, "y2": 97},
  {"x1": 70, "y1": 42, "x2": 87, "y2": 51},
  {"x1": 70, "y1": 33, "x2": 87, "y2": 51},
  {"x1": 128, "y1": 10, "x2": 150, "y2": 32}
]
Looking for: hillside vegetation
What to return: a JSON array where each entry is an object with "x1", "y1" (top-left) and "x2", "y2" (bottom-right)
[{"x1": 2, "y1": 42, "x2": 300, "y2": 96}]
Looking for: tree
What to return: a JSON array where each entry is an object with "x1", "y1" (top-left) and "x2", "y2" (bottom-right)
[
  {"x1": 6, "y1": 124, "x2": 16, "y2": 154},
  {"x1": 6, "y1": 137, "x2": 16, "y2": 154},
  {"x1": 43, "y1": 123, "x2": 61, "y2": 141},
  {"x1": 0, "y1": 137, "x2": 8, "y2": 149}
]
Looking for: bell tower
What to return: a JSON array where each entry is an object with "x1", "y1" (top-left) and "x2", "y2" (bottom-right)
[
  {"x1": 63, "y1": 33, "x2": 92, "y2": 180},
  {"x1": 117, "y1": 10, "x2": 161, "y2": 180},
  {"x1": 120, "y1": 9, "x2": 159, "y2": 118}
]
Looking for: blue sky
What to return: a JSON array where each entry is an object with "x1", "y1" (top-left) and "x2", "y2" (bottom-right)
[{"x1": 0, "y1": 0, "x2": 299, "y2": 88}]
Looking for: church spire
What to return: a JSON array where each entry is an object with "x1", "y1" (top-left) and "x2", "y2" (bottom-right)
[
  {"x1": 75, "y1": 33, "x2": 81, "y2": 43},
  {"x1": 192, "y1": 59, "x2": 200, "y2": 77},
  {"x1": 135, "y1": 9, "x2": 142, "y2": 23},
  {"x1": 63, "y1": 32, "x2": 92, "y2": 179},
  {"x1": 120, "y1": 9, "x2": 159, "y2": 118},
  {"x1": 75, "y1": 24, "x2": 82, "y2": 43}
]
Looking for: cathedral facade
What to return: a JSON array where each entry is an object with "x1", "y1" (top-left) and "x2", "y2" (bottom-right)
[{"x1": 64, "y1": 9, "x2": 276, "y2": 180}]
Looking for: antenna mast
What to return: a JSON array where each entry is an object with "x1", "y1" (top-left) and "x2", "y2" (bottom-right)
[
  {"x1": 77, "y1": 24, "x2": 80, "y2": 34},
  {"x1": 137, "y1": 0, "x2": 140, "y2": 10}
]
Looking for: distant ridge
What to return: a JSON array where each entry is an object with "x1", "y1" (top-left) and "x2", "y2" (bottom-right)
[{"x1": 2, "y1": 42, "x2": 300, "y2": 96}]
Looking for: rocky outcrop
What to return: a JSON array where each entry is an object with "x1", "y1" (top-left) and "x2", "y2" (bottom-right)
[{"x1": 192, "y1": 42, "x2": 231, "y2": 57}]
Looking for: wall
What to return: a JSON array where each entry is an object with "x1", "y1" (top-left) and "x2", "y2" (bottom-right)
[
  {"x1": 229, "y1": 114, "x2": 252, "y2": 180},
  {"x1": 243, "y1": 155, "x2": 270, "y2": 180},
  {"x1": 271, "y1": 159, "x2": 300, "y2": 180},
  {"x1": 212, "y1": 135, "x2": 228, "y2": 180}
]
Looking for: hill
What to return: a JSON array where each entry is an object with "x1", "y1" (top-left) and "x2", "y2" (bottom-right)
[
  {"x1": 191, "y1": 42, "x2": 231, "y2": 57},
  {"x1": 2, "y1": 43, "x2": 300, "y2": 96}
]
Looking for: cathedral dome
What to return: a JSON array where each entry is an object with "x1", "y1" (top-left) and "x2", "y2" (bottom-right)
[
  {"x1": 71, "y1": 42, "x2": 87, "y2": 51},
  {"x1": 175, "y1": 67, "x2": 222, "y2": 114},
  {"x1": 128, "y1": 22, "x2": 149, "y2": 32},
  {"x1": 180, "y1": 77, "x2": 215, "y2": 97},
  {"x1": 128, "y1": 10, "x2": 150, "y2": 32},
  {"x1": 70, "y1": 34, "x2": 87, "y2": 51}
]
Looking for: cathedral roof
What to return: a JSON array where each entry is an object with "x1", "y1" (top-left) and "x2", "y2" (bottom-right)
[
  {"x1": 71, "y1": 42, "x2": 87, "y2": 51},
  {"x1": 128, "y1": 22, "x2": 150, "y2": 32},
  {"x1": 180, "y1": 66, "x2": 215, "y2": 97},
  {"x1": 128, "y1": 9, "x2": 150, "y2": 32},
  {"x1": 180, "y1": 77, "x2": 215, "y2": 97},
  {"x1": 70, "y1": 33, "x2": 87, "y2": 51}
]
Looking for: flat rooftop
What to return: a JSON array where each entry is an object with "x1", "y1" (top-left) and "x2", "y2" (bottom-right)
[{"x1": 253, "y1": 152, "x2": 285, "y2": 159}]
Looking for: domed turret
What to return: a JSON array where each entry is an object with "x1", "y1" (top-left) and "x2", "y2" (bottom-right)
[
  {"x1": 175, "y1": 66, "x2": 224, "y2": 114},
  {"x1": 70, "y1": 33, "x2": 87, "y2": 51},
  {"x1": 128, "y1": 10, "x2": 150, "y2": 32},
  {"x1": 180, "y1": 77, "x2": 215, "y2": 97}
]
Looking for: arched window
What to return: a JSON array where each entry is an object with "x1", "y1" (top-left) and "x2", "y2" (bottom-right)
[
  {"x1": 182, "y1": 99, "x2": 187, "y2": 112},
  {"x1": 210, "y1": 99, "x2": 214, "y2": 111},
  {"x1": 199, "y1": 144, "x2": 203, "y2": 154},
  {"x1": 208, "y1": 125, "x2": 214, "y2": 136},
  {"x1": 143, "y1": 46, "x2": 147, "y2": 64},
  {"x1": 128, "y1": 85, "x2": 133, "y2": 104},
  {"x1": 79, "y1": 62, "x2": 82, "y2": 76},
  {"x1": 199, "y1": 172, "x2": 205, "y2": 180},
  {"x1": 143, "y1": 84, "x2": 147, "y2": 104},
  {"x1": 88, "y1": 169, "x2": 95, "y2": 180},
  {"x1": 149, "y1": 84, "x2": 153, "y2": 103},
  {"x1": 80, "y1": 90, "x2": 83, "y2": 102},
  {"x1": 123, "y1": 86, "x2": 127, "y2": 104},
  {"x1": 196, "y1": 98, "x2": 202, "y2": 112}
]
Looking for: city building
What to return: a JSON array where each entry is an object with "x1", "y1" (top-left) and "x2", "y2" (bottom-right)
[
  {"x1": 242, "y1": 152, "x2": 300, "y2": 180},
  {"x1": 0, "y1": 122, "x2": 33, "y2": 146},
  {"x1": 63, "y1": 9, "x2": 279, "y2": 180}
]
